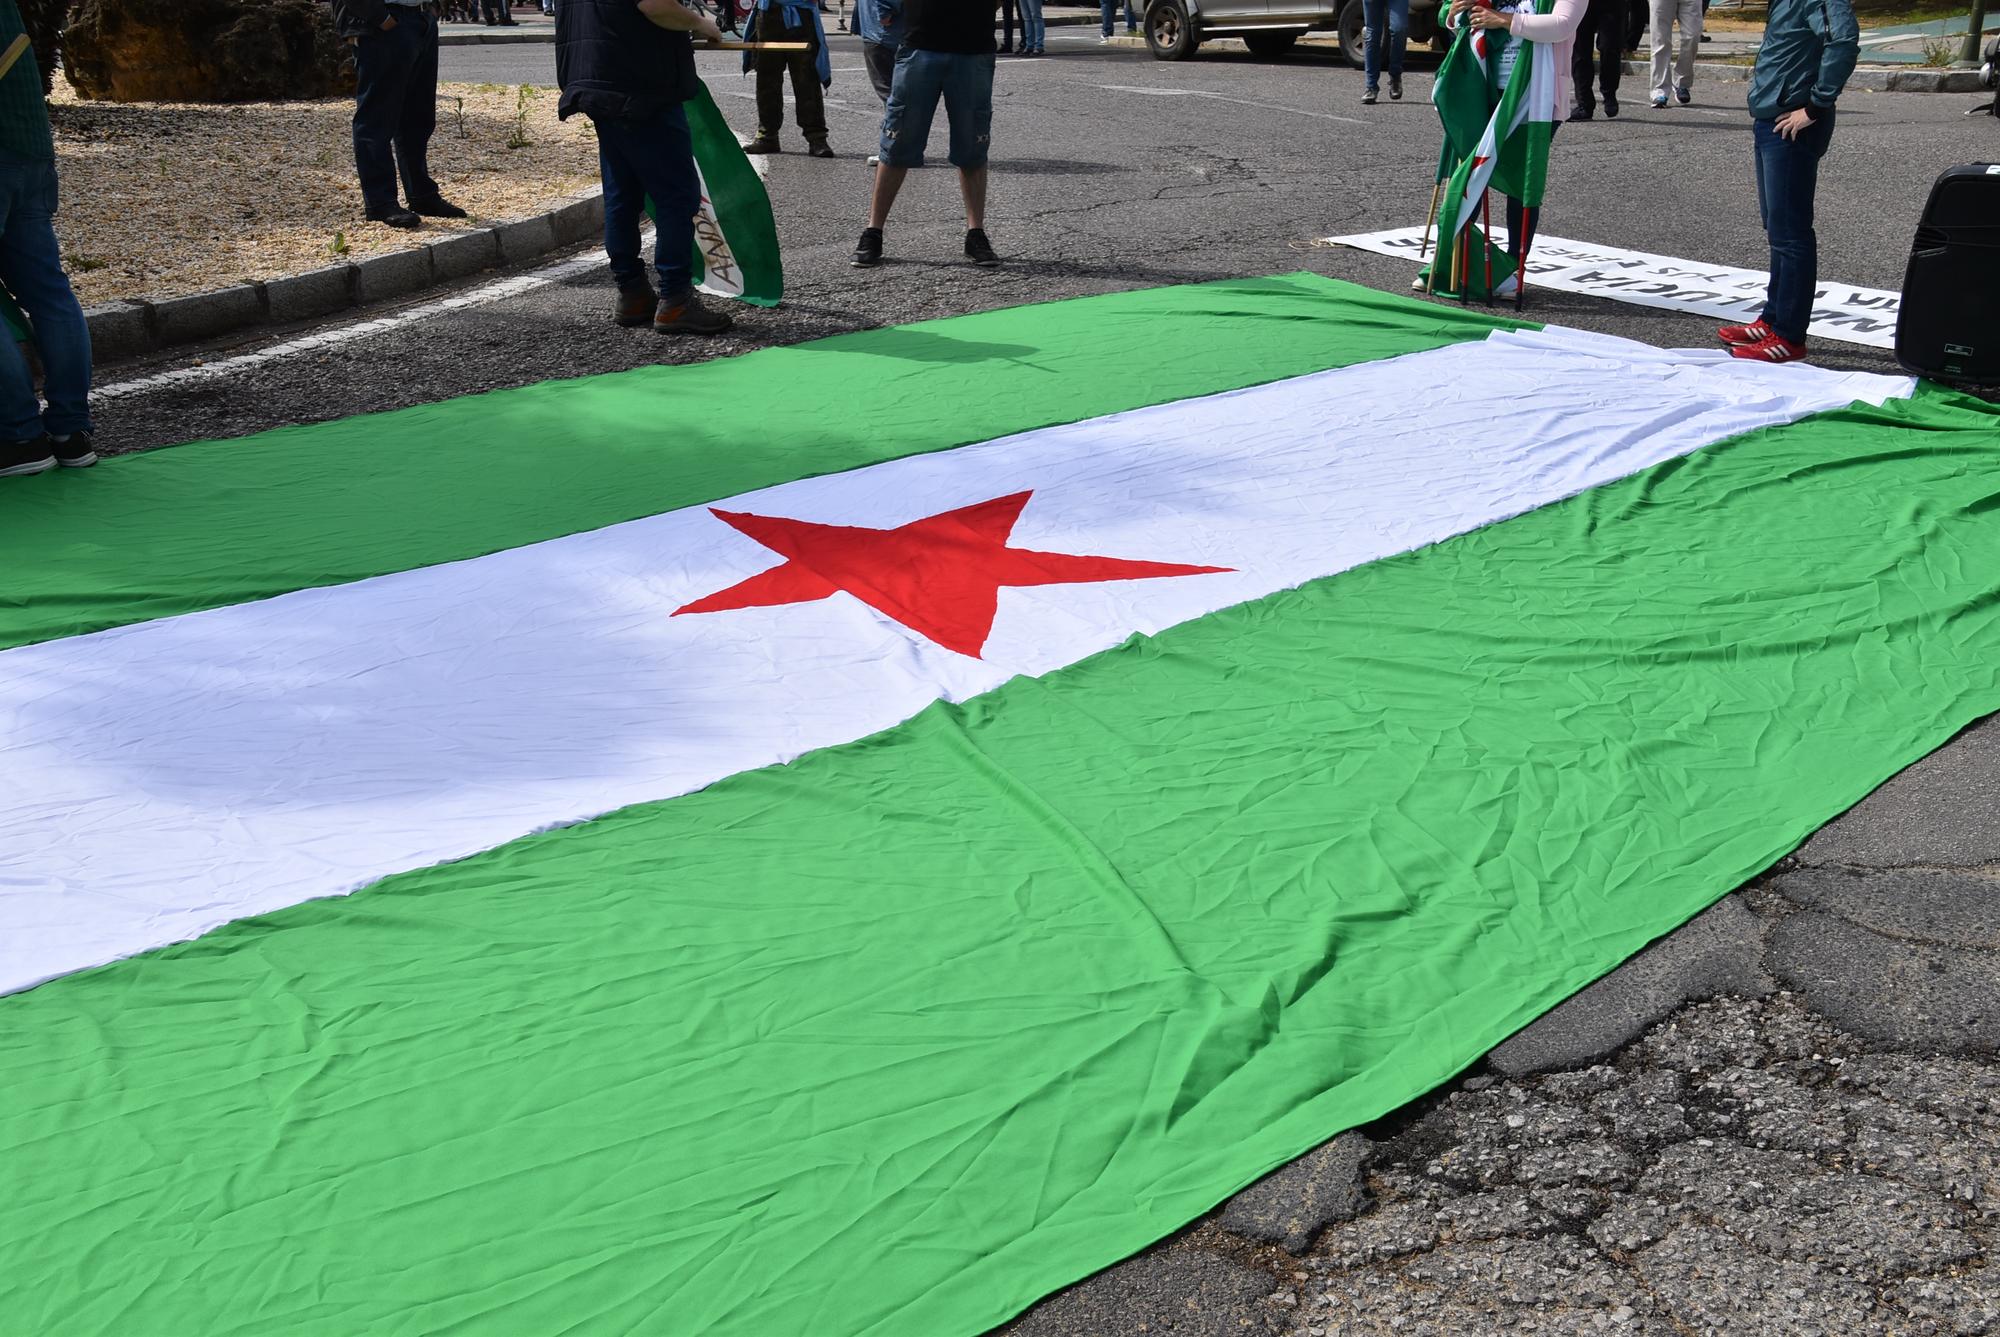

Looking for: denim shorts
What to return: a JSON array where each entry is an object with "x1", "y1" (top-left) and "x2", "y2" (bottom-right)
[{"x1": 879, "y1": 48, "x2": 995, "y2": 169}]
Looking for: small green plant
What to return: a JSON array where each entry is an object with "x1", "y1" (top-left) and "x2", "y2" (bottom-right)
[
  {"x1": 330, "y1": 230, "x2": 351, "y2": 256},
  {"x1": 451, "y1": 94, "x2": 467, "y2": 138},
  {"x1": 62, "y1": 252, "x2": 108, "y2": 273},
  {"x1": 1920, "y1": 35, "x2": 1956, "y2": 65},
  {"x1": 506, "y1": 84, "x2": 538, "y2": 149}
]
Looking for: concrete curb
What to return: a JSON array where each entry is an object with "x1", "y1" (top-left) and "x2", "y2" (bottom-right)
[
  {"x1": 1107, "y1": 31, "x2": 1985, "y2": 91},
  {"x1": 83, "y1": 191, "x2": 605, "y2": 367}
]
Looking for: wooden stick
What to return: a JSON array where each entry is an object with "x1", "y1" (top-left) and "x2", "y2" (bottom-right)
[
  {"x1": 1418, "y1": 176, "x2": 1444, "y2": 261},
  {"x1": 0, "y1": 34, "x2": 31, "y2": 82},
  {"x1": 1516, "y1": 213, "x2": 1535, "y2": 313},
  {"x1": 1481, "y1": 189, "x2": 1493, "y2": 306},
  {"x1": 707, "y1": 39, "x2": 811, "y2": 49}
]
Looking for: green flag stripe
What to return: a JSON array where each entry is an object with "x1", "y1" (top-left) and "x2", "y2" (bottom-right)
[
  {"x1": 0, "y1": 275, "x2": 1523, "y2": 655},
  {"x1": 686, "y1": 83, "x2": 784, "y2": 306},
  {"x1": 4, "y1": 385, "x2": 1996, "y2": 1337}
]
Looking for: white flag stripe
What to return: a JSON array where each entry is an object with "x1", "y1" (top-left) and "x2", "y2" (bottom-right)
[{"x1": 0, "y1": 328, "x2": 1910, "y2": 997}]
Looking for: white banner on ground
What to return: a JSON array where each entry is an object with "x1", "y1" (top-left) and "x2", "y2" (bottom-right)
[{"x1": 1329, "y1": 227, "x2": 1901, "y2": 350}]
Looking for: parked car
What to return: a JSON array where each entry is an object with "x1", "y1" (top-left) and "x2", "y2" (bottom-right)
[{"x1": 1141, "y1": 0, "x2": 1447, "y2": 65}]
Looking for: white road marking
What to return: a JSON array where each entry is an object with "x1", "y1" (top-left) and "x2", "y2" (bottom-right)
[
  {"x1": 1095, "y1": 83, "x2": 1364, "y2": 123},
  {"x1": 96, "y1": 241, "x2": 637, "y2": 401}
]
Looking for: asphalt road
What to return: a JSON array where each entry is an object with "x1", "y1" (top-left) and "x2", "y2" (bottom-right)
[{"x1": 91, "y1": 38, "x2": 2000, "y2": 1337}]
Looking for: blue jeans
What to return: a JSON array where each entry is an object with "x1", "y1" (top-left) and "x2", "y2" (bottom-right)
[
  {"x1": 0, "y1": 161, "x2": 91, "y2": 443},
  {"x1": 880, "y1": 49, "x2": 995, "y2": 169},
  {"x1": 1363, "y1": 0, "x2": 1408, "y2": 89},
  {"x1": 1753, "y1": 109, "x2": 1835, "y2": 344},
  {"x1": 1019, "y1": 0, "x2": 1045, "y2": 49},
  {"x1": 595, "y1": 105, "x2": 700, "y2": 296},
  {"x1": 1100, "y1": 0, "x2": 1136, "y2": 35},
  {"x1": 351, "y1": 9, "x2": 440, "y2": 213}
]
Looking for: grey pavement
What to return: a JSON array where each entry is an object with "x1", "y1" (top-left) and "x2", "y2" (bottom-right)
[{"x1": 88, "y1": 36, "x2": 2000, "y2": 1336}]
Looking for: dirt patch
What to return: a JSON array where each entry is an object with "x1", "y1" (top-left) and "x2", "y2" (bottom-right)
[{"x1": 51, "y1": 81, "x2": 600, "y2": 307}]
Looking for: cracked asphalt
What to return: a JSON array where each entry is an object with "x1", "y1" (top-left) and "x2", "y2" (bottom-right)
[{"x1": 88, "y1": 35, "x2": 2000, "y2": 1335}]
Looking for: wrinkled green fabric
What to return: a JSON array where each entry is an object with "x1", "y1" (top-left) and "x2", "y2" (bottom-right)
[{"x1": 3, "y1": 374, "x2": 1996, "y2": 1336}]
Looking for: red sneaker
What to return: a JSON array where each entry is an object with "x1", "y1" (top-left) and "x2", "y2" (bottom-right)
[
  {"x1": 1717, "y1": 318, "x2": 1772, "y2": 347},
  {"x1": 1730, "y1": 332, "x2": 1809, "y2": 364}
]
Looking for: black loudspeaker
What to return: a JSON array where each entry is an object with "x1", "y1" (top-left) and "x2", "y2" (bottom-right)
[{"x1": 1895, "y1": 164, "x2": 2000, "y2": 386}]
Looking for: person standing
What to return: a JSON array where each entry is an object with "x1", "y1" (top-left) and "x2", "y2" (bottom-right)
[
  {"x1": 1647, "y1": 0, "x2": 1700, "y2": 106},
  {"x1": 853, "y1": 0, "x2": 1000, "y2": 269},
  {"x1": 1360, "y1": 0, "x2": 1407, "y2": 104},
  {"x1": 999, "y1": 0, "x2": 1014, "y2": 52},
  {"x1": 856, "y1": 0, "x2": 905, "y2": 164},
  {"x1": 1017, "y1": 0, "x2": 1044, "y2": 55},
  {"x1": 556, "y1": 0, "x2": 734, "y2": 334},
  {"x1": 743, "y1": 0, "x2": 834, "y2": 156},
  {"x1": 1568, "y1": 0, "x2": 1621, "y2": 117},
  {"x1": 0, "y1": 0, "x2": 93, "y2": 479},
  {"x1": 1719, "y1": 0, "x2": 1858, "y2": 363},
  {"x1": 333, "y1": 0, "x2": 469, "y2": 228},
  {"x1": 1098, "y1": 0, "x2": 1136, "y2": 40}
]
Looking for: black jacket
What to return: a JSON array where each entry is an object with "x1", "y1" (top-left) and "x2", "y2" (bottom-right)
[
  {"x1": 330, "y1": 0, "x2": 393, "y2": 39},
  {"x1": 556, "y1": 0, "x2": 699, "y2": 122}
]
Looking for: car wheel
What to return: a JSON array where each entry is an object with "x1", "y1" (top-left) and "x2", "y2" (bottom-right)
[
  {"x1": 1335, "y1": 0, "x2": 1365, "y2": 69},
  {"x1": 1145, "y1": 0, "x2": 1201, "y2": 59},
  {"x1": 1243, "y1": 29, "x2": 1299, "y2": 58}
]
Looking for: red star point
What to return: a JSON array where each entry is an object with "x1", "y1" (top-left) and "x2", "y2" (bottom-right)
[{"x1": 674, "y1": 490, "x2": 1231, "y2": 658}]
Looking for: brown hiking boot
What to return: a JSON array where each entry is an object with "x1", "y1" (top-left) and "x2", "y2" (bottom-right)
[
  {"x1": 655, "y1": 289, "x2": 734, "y2": 336},
  {"x1": 613, "y1": 283, "x2": 656, "y2": 327}
]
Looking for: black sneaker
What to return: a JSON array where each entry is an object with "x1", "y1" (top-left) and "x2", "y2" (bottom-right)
[
  {"x1": 1570, "y1": 102, "x2": 1593, "y2": 120},
  {"x1": 654, "y1": 289, "x2": 734, "y2": 336},
  {"x1": 807, "y1": 139, "x2": 836, "y2": 159},
  {"x1": 743, "y1": 135, "x2": 781, "y2": 155},
  {"x1": 50, "y1": 431, "x2": 96, "y2": 468},
  {"x1": 853, "y1": 227, "x2": 883, "y2": 268},
  {"x1": 1604, "y1": 91, "x2": 1620, "y2": 117},
  {"x1": 1675, "y1": 82, "x2": 1691, "y2": 105},
  {"x1": 410, "y1": 196, "x2": 470, "y2": 219},
  {"x1": 1361, "y1": 87, "x2": 1378, "y2": 105},
  {"x1": 0, "y1": 436, "x2": 55, "y2": 478},
  {"x1": 964, "y1": 228, "x2": 999, "y2": 265},
  {"x1": 1388, "y1": 75, "x2": 1402, "y2": 100},
  {"x1": 365, "y1": 207, "x2": 422, "y2": 230}
]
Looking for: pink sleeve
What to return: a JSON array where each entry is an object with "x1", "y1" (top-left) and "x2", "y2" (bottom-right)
[{"x1": 1509, "y1": 0, "x2": 1583, "y2": 41}]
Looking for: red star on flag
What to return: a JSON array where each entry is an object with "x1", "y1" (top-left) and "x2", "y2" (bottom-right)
[{"x1": 674, "y1": 491, "x2": 1232, "y2": 658}]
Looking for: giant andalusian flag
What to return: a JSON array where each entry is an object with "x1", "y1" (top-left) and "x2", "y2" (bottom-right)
[{"x1": 4, "y1": 275, "x2": 2000, "y2": 1335}]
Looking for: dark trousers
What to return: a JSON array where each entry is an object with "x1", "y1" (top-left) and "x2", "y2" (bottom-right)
[
  {"x1": 863, "y1": 38, "x2": 897, "y2": 101},
  {"x1": 1000, "y1": 0, "x2": 1015, "y2": 48},
  {"x1": 1571, "y1": 0, "x2": 1622, "y2": 107},
  {"x1": 479, "y1": 0, "x2": 510, "y2": 21},
  {"x1": 1504, "y1": 122, "x2": 1557, "y2": 258},
  {"x1": 351, "y1": 10, "x2": 440, "y2": 214},
  {"x1": 596, "y1": 104, "x2": 700, "y2": 297},
  {"x1": 1754, "y1": 109, "x2": 1835, "y2": 343},
  {"x1": 753, "y1": 10, "x2": 827, "y2": 140}
]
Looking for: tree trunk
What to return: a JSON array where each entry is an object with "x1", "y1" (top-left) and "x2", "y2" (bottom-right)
[{"x1": 1961, "y1": 0, "x2": 1988, "y2": 66}]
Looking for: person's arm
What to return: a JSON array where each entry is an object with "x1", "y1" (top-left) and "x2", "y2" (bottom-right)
[
  {"x1": 638, "y1": 0, "x2": 725, "y2": 42},
  {"x1": 1807, "y1": 0, "x2": 1859, "y2": 116},
  {"x1": 1506, "y1": 0, "x2": 1584, "y2": 42}
]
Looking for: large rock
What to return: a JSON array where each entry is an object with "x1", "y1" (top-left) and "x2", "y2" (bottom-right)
[{"x1": 64, "y1": 0, "x2": 354, "y2": 103}]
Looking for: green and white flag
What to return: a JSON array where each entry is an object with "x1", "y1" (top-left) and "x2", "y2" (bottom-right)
[
  {"x1": 652, "y1": 81, "x2": 783, "y2": 306},
  {"x1": 3, "y1": 276, "x2": 1999, "y2": 1337},
  {"x1": 1426, "y1": 3, "x2": 1558, "y2": 298}
]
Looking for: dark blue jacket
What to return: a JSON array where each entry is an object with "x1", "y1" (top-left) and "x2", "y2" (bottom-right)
[{"x1": 557, "y1": 0, "x2": 700, "y2": 122}]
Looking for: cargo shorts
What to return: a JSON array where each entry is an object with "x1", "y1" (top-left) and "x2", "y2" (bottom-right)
[{"x1": 879, "y1": 48, "x2": 995, "y2": 170}]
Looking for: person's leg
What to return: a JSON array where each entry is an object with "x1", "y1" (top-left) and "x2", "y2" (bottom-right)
[
  {"x1": 624, "y1": 105, "x2": 702, "y2": 298},
  {"x1": 1754, "y1": 111, "x2": 1833, "y2": 344},
  {"x1": 1362, "y1": 0, "x2": 1384, "y2": 91},
  {"x1": 1000, "y1": 0, "x2": 1014, "y2": 50},
  {"x1": 351, "y1": 24, "x2": 416, "y2": 213},
  {"x1": 786, "y1": 15, "x2": 829, "y2": 144},
  {"x1": 0, "y1": 171, "x2": 48, "y2": 450},
  {"x1": 1386, "y1": 0, "x2": 1407, "y2": 81},
  {"x1": 1570, "y1": 0, "x2": 1598, "y2": 109},
  {"x1": 878, "y1": 47, "x2": 943, "y2": 180},
  {"x1": 864, "y1": 38, "x2": 896, "y2": 100},
  {"x1": 941, "y1": 53, "x2": 995, "y2": 227},
  {"x1": 393, "y1": 11, "x2": 443, "y2": 205},
  {"x1": 754, "y1": 47, "x2": 786, "y2": 141},
  {"x1": 1673, "y1": 0, "x2": 1700, "y2": 94},
  {"x1": 1124, "y1": 0, "x2": 1137, "y2": 31},
  {"x1": 1100, "y1": 0, "x2": 1114, "y2": 37},
  {"x1": 1026, "y1": 0, "x2": 1044, "y2": 49},
  {"x1": 1597, "y1": 0, "x2": 1623, "y2": 102},
  {"x1": 0, "y1": 165, "x2": 92, "y2": 439},
  {"x1": 593, "y1": 117, "x2": 652, "y2": 293},
  {"x1": 1647, "y1": 0, "x2": 1672, "y2": 98},
  {"x1": 868, "y1": 165, "x2": 910, "y2": 227}
]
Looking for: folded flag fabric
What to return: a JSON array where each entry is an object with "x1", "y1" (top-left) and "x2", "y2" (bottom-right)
[
  {"x1": 666, "y1": 81, "x2": 784, "y2": 306},
  {"x1": 4, "y1": 275, "x2": 2000, "y2": 1337}
]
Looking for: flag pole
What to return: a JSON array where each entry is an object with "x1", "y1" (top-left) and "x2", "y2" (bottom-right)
[
  {"x1": 1515, "y1": 214, "x2": 1535, "y2": 313},
  {"x1": 1480, "y1": 189, "x2": 1493, "y2": 306}
]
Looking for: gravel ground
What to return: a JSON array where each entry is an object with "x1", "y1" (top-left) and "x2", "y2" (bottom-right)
[{"x1": 50, "y1": 82, "x2": 597, "y2": 306}]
